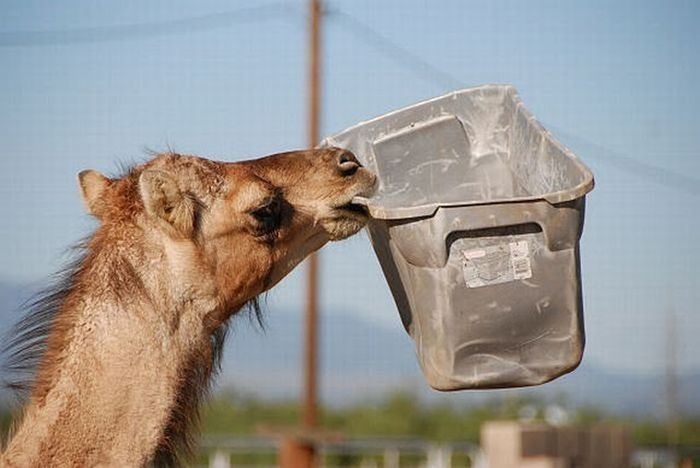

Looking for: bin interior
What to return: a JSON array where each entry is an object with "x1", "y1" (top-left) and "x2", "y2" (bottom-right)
[{"x1": 355, "y1": 86, "x2": 590, "y2": 214}]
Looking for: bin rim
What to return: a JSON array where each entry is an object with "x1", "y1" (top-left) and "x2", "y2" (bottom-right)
[{"x1": 322, "y1": 84, "x2": 595, "y2": 221}]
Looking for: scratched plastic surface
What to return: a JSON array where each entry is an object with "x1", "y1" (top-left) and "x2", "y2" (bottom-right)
[{"x1": 322, "y1": 85, "x2": 594, "y2": 390}]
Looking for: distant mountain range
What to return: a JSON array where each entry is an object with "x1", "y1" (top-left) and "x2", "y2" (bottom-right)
[{"x1": 1, "y1": 281, "x2": 697, "y2": 417}]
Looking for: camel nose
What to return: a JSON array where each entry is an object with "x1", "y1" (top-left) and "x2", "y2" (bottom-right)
[{"x1": 336, "y1": 150, "x2": 361, "y2": 176}]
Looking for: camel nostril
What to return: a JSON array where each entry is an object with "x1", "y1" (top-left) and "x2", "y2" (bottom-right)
[{"x1": 337, "y1": 151, "x2": 361, "y2": 176}]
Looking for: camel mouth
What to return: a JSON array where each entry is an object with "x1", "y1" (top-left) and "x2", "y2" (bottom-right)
[
  {"x1": 335, "y1": 201, "x2": 369, "y2": 218},
  {"x1": 323, "y1": 199, "x2": 371, "y2": 241}
]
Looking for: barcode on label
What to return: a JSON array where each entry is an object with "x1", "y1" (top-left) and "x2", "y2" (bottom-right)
[
  {"x1": 509, "y1": 241, "x2": 532, "y2": 280},
  {"x1": 512, "y1": 258, "x2": 531, "y2": 278}
]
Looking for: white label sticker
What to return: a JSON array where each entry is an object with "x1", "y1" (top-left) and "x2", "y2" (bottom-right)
[{"x1": 461, "y1": 240, "x2": 532, "y2": 288}]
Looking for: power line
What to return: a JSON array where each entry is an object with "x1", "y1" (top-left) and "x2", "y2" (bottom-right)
[
  {"x1": 329, "y1": 8, "x2": 700, "y2": 197},
  {"x1": 329, "y1": 8, "x2": 463, "y2": 91},
  {"x1": 0, "y1": 3, "x2": 294, "y2": 47},
  {"x1": 549, "y1": 126, "x2": 700, "y2": 196}
]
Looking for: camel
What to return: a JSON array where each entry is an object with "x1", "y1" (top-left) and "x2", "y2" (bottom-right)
[{"x1": 0, "y1": 147, "x2": 375, "y2": 467}]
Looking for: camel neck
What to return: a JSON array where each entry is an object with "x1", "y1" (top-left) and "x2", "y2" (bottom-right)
[{"x1": 2, "y1": 286, "x2": 214, "y2": 466}]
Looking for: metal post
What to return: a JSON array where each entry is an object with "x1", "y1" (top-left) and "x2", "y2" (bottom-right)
[
  {"x1": 426, "y1": 443, "x2": 452, "y2": 468},
  {"x1": 665, "y1": 297, "x2": 679, "y2": 460},
  {"x1": 209, "y1": 449, "x2": 231, "y2": 468},
  {"x1": 383, "y1": 447, "x2": 400, "y2": 468}
]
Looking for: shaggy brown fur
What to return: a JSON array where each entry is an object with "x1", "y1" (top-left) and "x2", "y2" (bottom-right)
[{"x1": 1, "y1": 148, "x2": 374, "y2": 467}]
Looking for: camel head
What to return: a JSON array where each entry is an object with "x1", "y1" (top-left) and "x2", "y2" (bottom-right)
[{"x1": 76, "y1": 147, "x2": 375, "y2": 327}]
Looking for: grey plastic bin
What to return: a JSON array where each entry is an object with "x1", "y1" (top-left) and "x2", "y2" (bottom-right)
[{"x1": 322, "y1": 85, "x2": 594, "y2": 390}]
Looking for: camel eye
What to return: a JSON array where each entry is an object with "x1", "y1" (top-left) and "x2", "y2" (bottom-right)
[{"x1": 250, "y1": 198, "x2": 281, "y2": 235}]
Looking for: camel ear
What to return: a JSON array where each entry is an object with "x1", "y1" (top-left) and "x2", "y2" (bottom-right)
[
  {"x1": 139, "y1": 169, "x2": 195, "y2": 236},
  {"x1": 78, "y1": 170, "x2": 110, "y2": 218}
]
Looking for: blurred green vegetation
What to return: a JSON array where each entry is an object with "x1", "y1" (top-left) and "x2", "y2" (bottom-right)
[{"x1": 198, "y1": 389, "x2": 700, "y2": 446}]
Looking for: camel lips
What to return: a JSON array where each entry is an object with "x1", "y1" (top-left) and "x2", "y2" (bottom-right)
[{"x1": 338, "y1": 201, "x2": 368, "y2": 216}]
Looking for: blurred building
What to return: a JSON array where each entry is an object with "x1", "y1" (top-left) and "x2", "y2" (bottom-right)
[{"x1": 481, "y1": 421, "x2": 632, "y2": 468}]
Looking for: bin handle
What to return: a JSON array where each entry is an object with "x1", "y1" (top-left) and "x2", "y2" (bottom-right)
[
  {"x1": 385, "y1": 199, "x2": 584, "y2": 268},
  {"x1": 439, "y1": 200, "x2": 583, "y2": 252}
]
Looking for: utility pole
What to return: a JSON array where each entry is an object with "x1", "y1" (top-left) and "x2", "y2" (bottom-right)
[
  {"x1": 279, "y1": 1, "x2": 322, "y2": 466},
  {"x1": 665, "y1": 296, "x2": 679, "y2": 460},
  {"x1": 304, "y1": 0, "x2": 322, "y2": 431}
]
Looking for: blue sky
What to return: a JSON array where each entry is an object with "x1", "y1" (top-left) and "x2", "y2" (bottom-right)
[{"x1": 0, "y1": 1, "x2": 699, "y2": 376}]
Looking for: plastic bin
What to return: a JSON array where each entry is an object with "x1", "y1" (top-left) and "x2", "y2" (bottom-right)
[{"x1": 321, "y1": 85, "x2": 594, "y2": 390}]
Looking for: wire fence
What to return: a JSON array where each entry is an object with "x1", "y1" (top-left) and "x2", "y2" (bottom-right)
[
  {"x1": 199, "y1": 435, "x2": 478, "y2": 468},
  {"x1": 197, "y1": 435, "x2": 700, "y2": 468}
]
